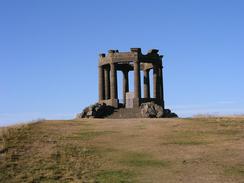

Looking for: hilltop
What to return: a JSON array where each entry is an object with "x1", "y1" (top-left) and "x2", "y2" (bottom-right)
[{"x1": 1, "y1": 117, "x2": 244, "y2": 183}]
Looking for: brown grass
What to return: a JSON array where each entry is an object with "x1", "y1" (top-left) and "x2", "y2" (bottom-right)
[{"x1": 1, "y1": 117, "x2": 244, "y2": 182}]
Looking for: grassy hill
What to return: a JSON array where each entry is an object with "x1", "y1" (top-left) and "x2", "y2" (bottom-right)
[{"x1": 1, "y1": 117, "x2": 244, "y2": 183}]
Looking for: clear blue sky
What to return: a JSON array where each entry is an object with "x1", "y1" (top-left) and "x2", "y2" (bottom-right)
[{"x1": 1, "y1": 0, "x2": 244, "y2": 126}]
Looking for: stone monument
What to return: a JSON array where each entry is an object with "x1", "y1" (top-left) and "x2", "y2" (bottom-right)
[
  {"x1": 98, "y1": 48, "x2": 164, "y2": 108},
  {"x1": 77, "y1": 48, "x2": 177, "y2": 118}
]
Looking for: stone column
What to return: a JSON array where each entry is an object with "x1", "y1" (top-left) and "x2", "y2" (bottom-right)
[
  {"x1": 123, "y1": 70, "x2": 129, "y2": 104},
  {"x1": 133, "y1": 61, "x2": 141, "y2": 107},
  {"x1": 98, "y1": 65, "x2": 105, "y2": 101},
  {"x1": 158, "y1": 65, "x2": 165, "y2": 109},
  {"x1": 134, "y1": 61, "x2": 141, "y2": 99},
  {"x1": 153, "y1": 65, "x2": 159, "y2": 99},
  {"x1": 110, "y1": 63, "x2": 117, "y2": 100},
  {"x1": 143, "y1": 69, "x2": 150, "y2": 99},
  {"x1": 104, "y1": 67, "x2": 110, "y2": 100}
]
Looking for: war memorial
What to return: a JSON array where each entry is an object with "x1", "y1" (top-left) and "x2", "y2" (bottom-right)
[{"x1": 77, "y1": 48, "x2": 177, "y2": 118}]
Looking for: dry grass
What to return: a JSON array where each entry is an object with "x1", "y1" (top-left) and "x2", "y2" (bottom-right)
[{"x1": 1, "y1": 117, "x2": 244, "y2": 182}]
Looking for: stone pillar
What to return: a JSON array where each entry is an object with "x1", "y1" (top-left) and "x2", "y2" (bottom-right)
[
  {"x1": 143, "y1": 69, "x2": 150, "y2": 99},
  {"x1": 123, "y1": 70, "x2": 129, "y2": 104},
  {"x1": 104, "y1": 67, "x2": 110, "y2": 100},
  {"x1": 158, "y1": 65, "x2": 165, "y2": 109},
  {"x1": 153, "y1": 65, "x2": 159, "y2": 99},
  {"x1": 134, "y1": 61, "x2": 141, "y2": 106},
  {"x1": 98, "y1": 65, "x2": 105, "y2": 101},
  {"x1": 110, "y1": 63, "x2": 118, "y2": 101}
]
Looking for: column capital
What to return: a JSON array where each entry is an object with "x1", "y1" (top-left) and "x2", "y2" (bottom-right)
[
  {"x1": 144, "y1": 68, "x2": 150, "y2": 73},
  {"x1": 122, "y1": 69, "x2": 129, "y2": 74}
]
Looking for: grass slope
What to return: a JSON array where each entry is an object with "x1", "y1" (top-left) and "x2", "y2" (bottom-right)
[{"x1": 1, "y1": 117, "x2": 244, "y2": 183}]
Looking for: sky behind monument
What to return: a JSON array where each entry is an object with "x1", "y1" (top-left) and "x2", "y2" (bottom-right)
[{"x1": 0, "y1": 0, "x2": 244, "y2": 126}]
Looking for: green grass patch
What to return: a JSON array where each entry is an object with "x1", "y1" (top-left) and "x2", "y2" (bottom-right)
[
  {"x1": 67, "y1": 130, "x2": 116, "y2": 140},
  {"x1": 162, "y1": 140, "x2": 208, "y2": 145},
  {"x1": 224, "y1": 164, "x2": 244, "y2": 177},
  {"x1": 214, "y1": 129, "x2": 242, "y2": 136},
  {"x1": 96, "y1": 170, "x2": 134, "y2": 183},
  {"x1": 162, "y1": 130, "x2": 209, "y2": 146},
  {"x1": 0, "y1": 124, "x2": 101, "y2": 183},
  {"x1": 62, "y1": 144, "x2": 116, "y2": 157},
  {"x1": 218, "y1": 120, "x2": 244, "y2": 127},
  {"x1": 121, "y1": 152, "x2": 168, "y2": 167}
]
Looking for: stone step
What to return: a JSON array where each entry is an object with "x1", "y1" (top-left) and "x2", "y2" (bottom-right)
[{"x1": 108, "y1": 108, "x2": 142, "y2": 119}]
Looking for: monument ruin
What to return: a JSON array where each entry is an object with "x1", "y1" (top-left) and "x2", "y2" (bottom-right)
[
  {"x1": 77, "y1": 48, "x2": 177, "y2": 118},
  {"x1": 98, "y1": 48, "x2": 164, "y2": 108}
]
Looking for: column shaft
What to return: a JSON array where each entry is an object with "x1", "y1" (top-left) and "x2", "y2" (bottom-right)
[
  {"x1": 143, "y1": 69, "x2": 150, "y2": 98},
  {"x1": 110, "y1": 63, "x2": 117, "y2": 100},
  {"x1": 104, "y1": 67, "x2": 110, "y2": 99},
  {"x1": 134, "y1": 61, "x2": 141, "y2": 99},
  {"x1": 123, "y1": 70, "x2": 129, "y2": 104},
  {"x1": 158, "y1": 65, "x2": 165, "y2": 108},
  {"x1": 153, "y1": 66, "x2": 158, "y2": 98},
  {"x1": 98, "y1": 65, "x2": 105, "y2": 101}
]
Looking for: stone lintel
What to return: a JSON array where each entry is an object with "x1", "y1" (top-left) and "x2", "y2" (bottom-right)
[
  {"x1": 108, "y1": 49, "x2": 116, "y2": 53},
  {"x1": 140, "y1": 54, "x2": 161, "y2": 62},
  {"x1": 110, "y1": 53, "x2": 137, "y2": 63},
  {"x1": 130, "y1": 48, "x2": 141, "y2": 53},
  {"x1": 116, "y1": 64, "x2": 133, "y2": 71}
]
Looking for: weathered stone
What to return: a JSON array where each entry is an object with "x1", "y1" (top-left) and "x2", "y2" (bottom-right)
[
  {"x1": 147, "y1": 107, "x2": 157, "y2": 117},
  {"x1": 154, "y1": 104, "x2": 163, "y2": 113},
  {"x1": 86, "y1": 111, "x2": 93, "y2": 117},
  {"x1": 156, "y1": 110, "x2": 164, "y2": 118},
  {"x1": 163, "y1": 109, "x2": 178, "y2": 118},
  {"x1": 140, "y1": 102, "x2": 177, "y2": 118},
  {"x1": 141, "y1": 102, "x2": 159, "y2": 118},
  {"x1": 76, "y1": 103, "x2": 114, "y2": 119}
]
